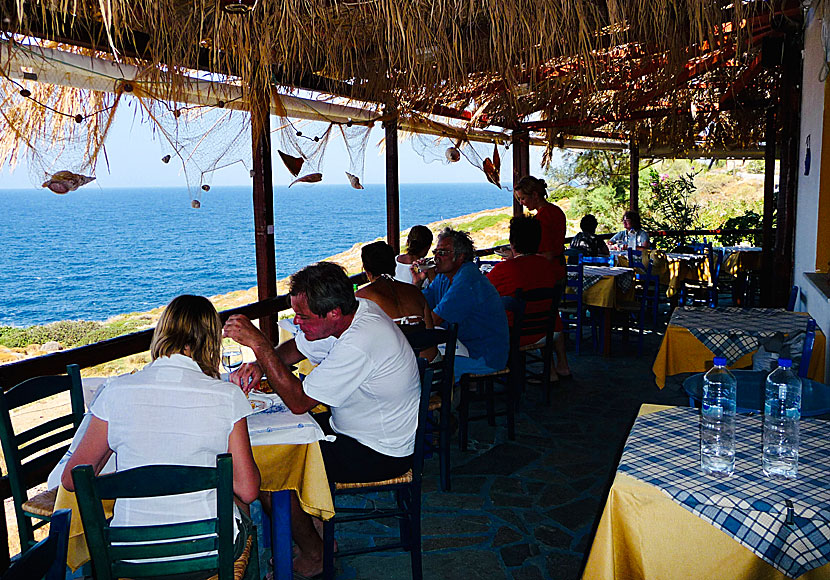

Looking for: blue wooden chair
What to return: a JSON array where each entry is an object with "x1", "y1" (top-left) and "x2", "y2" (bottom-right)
[
  {"x1": 0, "y1": 364, "x2": 84, "y2": 550},
  {"x1": 579, "y1": 255, "x2": 615, "y2": 267},
  {"x1": 323, "y1": 368, "x2": 434, "y2": 580},
  {"x1": 561, "y1": 260, "x2": 586, "y2": 353},
  {"x1": 405, "y1": 324, "x2": 458, "y2": 492},
  {"x1": 800, "y1": 318, "x2": 817, "y2": 379},
  {"x1": 2, "y1": 509, "x2": 71, "y2": 580},
  {"x1": 787, "y1": 286, "x2": 800, "y2": 311},
  {"x1": 627, "y1": 249, "x2": 660, "y2": 327}
]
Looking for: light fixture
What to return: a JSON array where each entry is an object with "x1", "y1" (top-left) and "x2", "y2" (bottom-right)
[{"x1": 220, "y1": 0, "x2": 257, "y2": 14}]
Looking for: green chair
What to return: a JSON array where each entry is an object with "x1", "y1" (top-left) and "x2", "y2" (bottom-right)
[
  {"x1": 72, "y1": 453, "x2": 258, "y2": 580},
  {"x1": 1, "y1": 508, "x2": 71, "y2": 580},
  {"x1": 0, "y1": 364, "x2": 84, "y2": 550}
]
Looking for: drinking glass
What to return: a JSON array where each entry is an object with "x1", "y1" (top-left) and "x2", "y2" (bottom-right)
[{"x1": 221, "y1": 343, "x2": 243, "y2": 375}]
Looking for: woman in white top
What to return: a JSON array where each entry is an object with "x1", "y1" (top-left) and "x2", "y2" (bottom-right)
[
  {"x1": 394, "y1": 225, "x2": 433, "y2": 283},
  {"x1": 608, "y1": 210, "x2": 650, "y2": 250},
  {"x1": 62, "y1": 295, "x2": 261, "y2": 561}
]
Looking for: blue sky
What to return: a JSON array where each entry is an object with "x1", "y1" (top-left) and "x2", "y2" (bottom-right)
[{"x1": 1, "y1": 101, "x2": 550, "y2": 190}]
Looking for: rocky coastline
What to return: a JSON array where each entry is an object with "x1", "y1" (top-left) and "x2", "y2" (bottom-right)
[{"x1": 0, "y1": 206, "x2": 514, "y2": 371}]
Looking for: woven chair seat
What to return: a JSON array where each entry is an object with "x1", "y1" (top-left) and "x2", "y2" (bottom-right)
[
  {"x1": 464, "y1": 368, "x2": 509, "y2": 379},
  {"x1": 23, "y1": 488, "x2": 57, "y2": 518},
  {"x1": 519, "y1": 340, "x2": 545, "y2": 352},
  {"x1": 428, "y1": 393, "x2": 442, "y2": 411},
  {"x1": 335, "y1": 469, "x2": 413, "y2": 490},
  {"x1": 205, "y1": 533, "x2": 253, "y2": 580}
]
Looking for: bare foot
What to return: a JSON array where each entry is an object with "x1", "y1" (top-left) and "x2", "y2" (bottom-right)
[{"x1": 293, "y1": 552, "x2": 323, "y2": 578}]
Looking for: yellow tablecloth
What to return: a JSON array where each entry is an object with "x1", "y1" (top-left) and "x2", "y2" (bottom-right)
[
  {"x1": 723, "y1": 250, "x2": 763, "y2": 276},
  {"x1": 55, "y1": 441, "x2": 333, "y2": 570},
  {"x1": 581, "y1": 273, "x2": 635, "y2": 309},
  {"x1": 582, "y1": 404, "x2": 830, "y2": 579},
  {"x1": 619, "y1": 250, "x2": 711, "y2": 298},
  {"x1": 652, "y1": 323, "x2": 826, "y2": 389}
]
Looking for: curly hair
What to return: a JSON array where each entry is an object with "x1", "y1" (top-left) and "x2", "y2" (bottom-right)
[{"x1": 437, "y1": 227, "x2": 475, "y2": 262}]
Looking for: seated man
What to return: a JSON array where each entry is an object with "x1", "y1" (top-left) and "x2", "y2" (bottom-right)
[
  {"x1": 414, "y1": 227, "x2": 509, "y2": 380},
  {"x1": 223, "y1": 262, "x2": 420, "y2": 578},
  {"x1": 570, "y1": 214, "x2": 610, "y2": 262},
  {"x1": 487, "y1": 216, "x2": 570, "y2": 381}
]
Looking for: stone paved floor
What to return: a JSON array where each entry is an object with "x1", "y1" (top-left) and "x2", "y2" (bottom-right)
[{"x1": 327, "y1": 310, "x2": 695, "y2": 580}]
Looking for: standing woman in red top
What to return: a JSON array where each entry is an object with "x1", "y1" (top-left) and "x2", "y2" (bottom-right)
[{"x1": 514, "y1": 175, "x2": 572, "y2": 380}]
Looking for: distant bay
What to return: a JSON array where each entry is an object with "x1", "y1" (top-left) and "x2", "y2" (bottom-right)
[{"x1": 2, "y1": 183, "x2": 511, "y2": 326}]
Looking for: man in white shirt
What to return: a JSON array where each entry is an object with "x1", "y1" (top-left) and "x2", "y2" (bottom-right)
[{"x1": 224, "y1": 261, "x2": 420, "y2": 578}]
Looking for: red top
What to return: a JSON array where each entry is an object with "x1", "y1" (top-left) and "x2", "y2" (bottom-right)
[
  {"x1": 534, "y1": 203, "x2": 567, "y2": 280},
  {"x1": 487, "y1": 254, "x2": 561, "y2": 345}
]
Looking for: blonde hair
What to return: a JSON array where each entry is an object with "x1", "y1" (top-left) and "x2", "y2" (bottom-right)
[{"x1": 150, "y1": 295, "x2": 222, "y2": 379}]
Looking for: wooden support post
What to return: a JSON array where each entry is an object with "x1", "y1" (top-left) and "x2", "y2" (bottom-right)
[
  {"x1": 385, "y1": 118, "x2": 401, "y2": 253},
  {"x1": 761, "y1": 108, "x2": 776, "y2": 307},
  {"x1": 512, "y1": 129, "x2": 530, "y2": 217},
  {"x1": 251, "y1": 92, "x2": 278, "y2": 344},
  {"x1": 629, "y1": 132, "x2": 639, "y2": 212},
  {"x1": 774, "y1": 31, "x2": 803, "y2": 307}
]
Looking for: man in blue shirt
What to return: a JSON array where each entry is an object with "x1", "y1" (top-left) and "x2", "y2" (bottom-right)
[{"x1": 415, "y1": 228, "x2": 509, "y2": 380}]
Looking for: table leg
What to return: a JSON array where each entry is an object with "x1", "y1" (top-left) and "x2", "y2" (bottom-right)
[
  {"x1": 602, "y1": 308, "x2": 611, "y2": 356},
  {"x1": 271, "y1": 490, "x2": 293, "y2": 580}
]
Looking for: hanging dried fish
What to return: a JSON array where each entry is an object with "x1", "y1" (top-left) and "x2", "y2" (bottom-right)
[
  {"x1": 493, "y1": 143, "x2": 500, "y2": 173},
  {"x1": 278, "y1": 150, "x2": 304, "y2": 176},
  {"x1": 345, "y1": 172, "x2": 364, "y2": 189},
  {"x1": 289, "y1": 173, "x2": 323, "y2": 187},
  {"x1": 482, "y1": 158, "x2": 500, "y2": 188},
  {"x1": 41, "y1": 171, "x2": 95, "y2": 194}
]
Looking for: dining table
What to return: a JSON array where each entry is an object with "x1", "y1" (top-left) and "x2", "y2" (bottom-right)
[
  {"x1": 719, "y1": 246, "x2": 763, "y2": 277},
  {"x1": 653, "y1": 306, "x2": 826, "y2": 389},
  {"x1": 582, "y1": 404, "x2": 830, "y2": 579},
  {"x1": 53, "y1": 387, "x2": 334, "y2": 580},
  {"x1": 568, "y1": 265, "x2": 636, "y2": 355},
  {"x1": 617, "y1": 249, "x2": 711, "y2": 298}
]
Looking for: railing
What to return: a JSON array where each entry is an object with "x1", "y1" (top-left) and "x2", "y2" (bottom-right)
[{"x1": 0, "y1": 271, "x2": 367, "y2": 566}]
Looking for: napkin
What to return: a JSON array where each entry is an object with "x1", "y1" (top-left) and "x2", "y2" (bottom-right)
[{"x1": 245, "y1": 391, "x2": 333, "y2": 446}]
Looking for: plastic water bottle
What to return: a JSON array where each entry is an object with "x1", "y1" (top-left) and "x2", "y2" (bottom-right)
[
  {"x1": 700, "y1": 357, "x2": 737, "y2": 476},
  {"x1": 763, "y1": 358, "x2": 802, "y2": 479}
]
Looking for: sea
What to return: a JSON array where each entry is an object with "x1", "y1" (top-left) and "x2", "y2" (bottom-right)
[{"x1": 1, "y1": 183, "x2": 511, "y2": 327}]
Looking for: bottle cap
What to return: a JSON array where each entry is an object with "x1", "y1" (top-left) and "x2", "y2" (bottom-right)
[
  {"x1": 778, "y1": 358, "x2": 792, "y2": 368},
  {"x1": 713, "y1": 357, "x2": 727, "y2": 366}
]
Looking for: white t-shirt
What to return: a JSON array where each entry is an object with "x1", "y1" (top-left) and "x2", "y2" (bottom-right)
[
  {"x1": 394, "y1": 257, "x2": 414, "y2": 283},
  {"x1": 610, "y1": 228, "x2": 649, "y2": 249},
  {"x1": 90, "y1": 354, "x2": 252, "y2": 533},
  {"x1": 296, "y1": 298, "x2": 420, "y2": 457}
]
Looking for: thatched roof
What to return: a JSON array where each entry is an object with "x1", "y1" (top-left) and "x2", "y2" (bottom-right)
[{"x1": 0, "y1": 0, "x2": 802, "y2": 173}]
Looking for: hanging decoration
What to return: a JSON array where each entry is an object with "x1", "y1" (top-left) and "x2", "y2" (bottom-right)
[
  {"x1": 278, "y1": 150, "x2": 304, "y2": 176},
  {"x1": 41, "y1": 170, "x2": 95, "y2": 194},
  {"x1": 445, "y1": 139, "x2": 461, "y2": 162},
  {"x1": 345, "y1": 172, "x2": 364, "y2": 189},
  {"x1": 289, "y1": 172, "x2": 323, "y2": 187},
  {"x1": 481, "y1": 142, "x2": 501, "y2": 188}
]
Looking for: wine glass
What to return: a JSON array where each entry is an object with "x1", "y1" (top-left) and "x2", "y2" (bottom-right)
[{"x1": 221, "y1": 343, "x2": 243, "y2": 376}]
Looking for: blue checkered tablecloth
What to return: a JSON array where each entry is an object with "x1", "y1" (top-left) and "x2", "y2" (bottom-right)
[
  {"x1": 619, "y1": 407, "x2": 830, "y2": 578},
  {"x1": 669, "y1": 307, "x2": 810, "y2": 365},
  {"x1": 569, "y1": 266, "x2": 634, "y2": 293}
]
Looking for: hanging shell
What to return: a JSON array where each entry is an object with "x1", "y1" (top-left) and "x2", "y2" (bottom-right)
[
  {"x1": 41, "y1": 171, "x2": 95, "y2": 194},
  {"x1": 278, "y1": 150, "x2": 304, "y2": 176},
  {"x1": 345, "y1": 172, "x2": 364, "y2": 189},
  {"x1": 191, "y1": 199, "x2": 201, "y2": 208},
  {"x1": 289, "y1": 173, "x2": 323, "y2": 187},
  {"x1": 483, "y1": 158, "x2": 500, "y2": 188},
  {"x1": 161, "y1": 154, "x2": 172, "y2": 164},
  {"x1": 445, "y1": 147, "x2": 461, "y2": 162}
]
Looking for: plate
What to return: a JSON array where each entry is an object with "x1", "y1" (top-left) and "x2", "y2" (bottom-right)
[{"x1": 247, "y1": 394, "x2": 271, "y2": 414}]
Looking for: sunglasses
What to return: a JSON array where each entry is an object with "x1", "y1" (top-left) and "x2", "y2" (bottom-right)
[{"x1": 434, "y1": 249, "x2": 453, "y2": 257}]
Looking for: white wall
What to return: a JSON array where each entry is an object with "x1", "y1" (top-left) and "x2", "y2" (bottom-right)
[{"x1": 794, "y1": 8, "x2": 830, "y2": 382}]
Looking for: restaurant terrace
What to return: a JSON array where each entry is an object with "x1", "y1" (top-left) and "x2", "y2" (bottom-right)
[{"x1": 1, "y1": 0, "x2": 829, "y2": 578}]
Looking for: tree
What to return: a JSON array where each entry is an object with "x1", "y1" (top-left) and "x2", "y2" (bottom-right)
[{"x1": 640, "y1": 168, "x2": 701, "y2": 249}]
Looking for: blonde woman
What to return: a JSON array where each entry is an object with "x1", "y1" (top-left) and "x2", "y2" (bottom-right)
[{"x1": 62, "y1": 295, "x2": 260, "y2": 564}]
